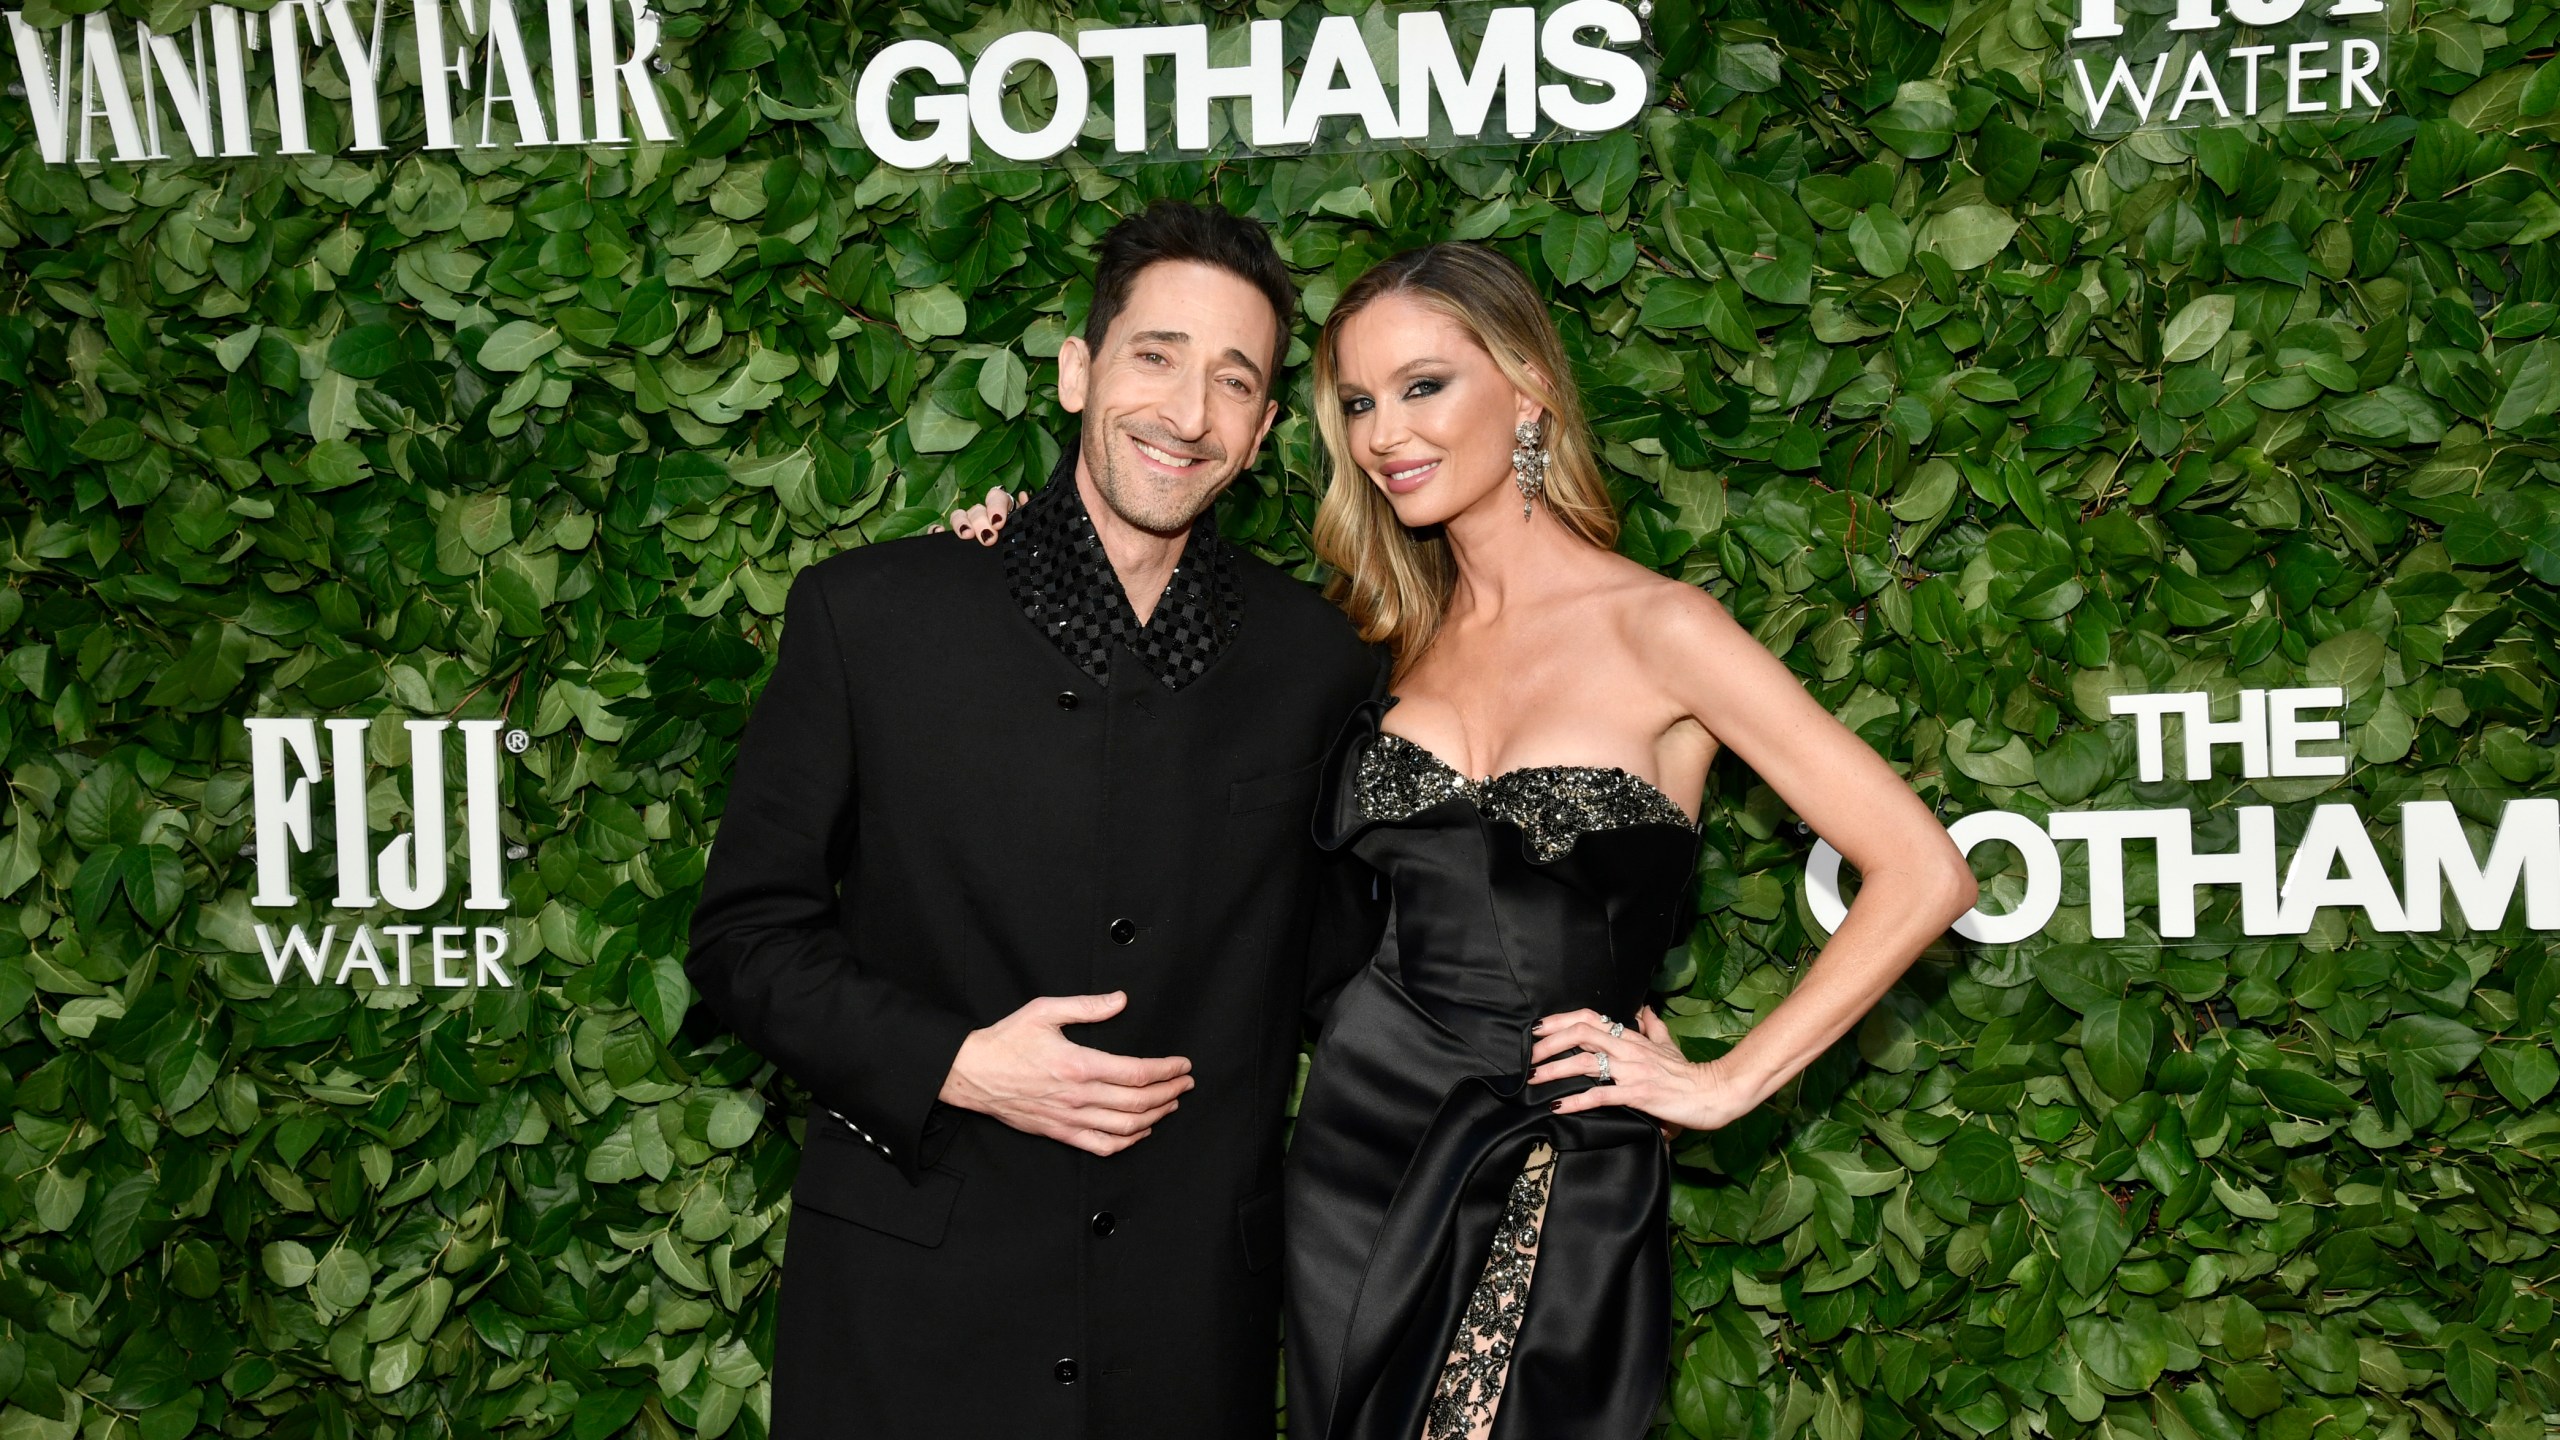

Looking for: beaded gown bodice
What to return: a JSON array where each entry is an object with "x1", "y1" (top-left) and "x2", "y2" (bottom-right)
[{"x1": 1353, "y1": 731, "x2": 1696, "y2": 862}]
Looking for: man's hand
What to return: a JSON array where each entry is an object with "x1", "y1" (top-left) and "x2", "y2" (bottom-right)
[{"x1": 938, "y1": 992, "x2": 1193, "y2": 1156}]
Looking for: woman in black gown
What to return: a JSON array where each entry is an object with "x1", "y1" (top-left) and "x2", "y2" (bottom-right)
[{"x1": 1284, "y1": 244, "x2": 1980, "y2": 1440}]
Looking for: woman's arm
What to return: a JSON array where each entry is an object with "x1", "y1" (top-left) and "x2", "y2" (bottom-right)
[{"x1": 1531, "y1": 584, "x2": 1977, "y2": 1130}]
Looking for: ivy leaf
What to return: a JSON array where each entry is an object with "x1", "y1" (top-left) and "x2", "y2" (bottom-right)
[
  {"x1": 1941, "y1": 1123, "x2": 2021, "y2": 1203},
  {"x1": 2492, "y1": 340, "x2": 2560, "y2": 430},
  {"x1": 2055, "y1": 1186, "x2": 2131, "y2": 1296},
  {"x1": 977, "y1": 349, "x2": 1028, "y2": 420},
  {"x1": 2032, "y1": 728, "x2": 2112, "y2": 805},
  {"x1": 66, "y1": 762, "x2": 145, "y2": 848},
  {"x1": 2382, "y1": 1015, "x2": 2484, "y2": 1079},
  {"x1": 2069, "y1": 1309, "x2": 2169, "y2": 1394},
  {"x1": 262, "y1": 1240, "x2": 316, "y2": 1288},
  {"x1": 1847, "y1": 206, "x2": 1911, "y2": 277},
  {"x1": 628, "y1": 954, "x2": 692, "y2": 1044},
  {"x1": 2160, "y1": 296, "x2": 2233, "y2": 363},
  {"x1": 2304, "y1": 629, "x2": 2385, "y2": 694},
  {"x1": 2078, "y1": 998, "x2": 2158, "y2": 1099},
  {"x1": 314, "y1": 1246, "x2": 373, "y2": 1310},
  {"x1": 1542, "y1": 215, "x2": 1616, "y2": 290},
  {"x1": 2481, "y1": 1042, "x2": 2558, "y2": 1108},
  {"x1": 2521, "y1": 55, "x2": 2560, "y2": 116},
  {"x1": 368, "y1": 1337, "x2": 424, "y2": 1394},
  {"x1": 74, "y1": 417, "x2": 146, "y2": 462},
  {"x1": 327, "y1": 324, "x2": 402, "y2": 379},
  {"x1": 894, "y1": 285, "x2": 968, "y2": 341},
  {"x1": 1870, "y1": 82, "x2": 1956, "y2": 159},
  {"x1": 613, "y1": 279, "x2": 679, "y2": 349},
  {"x1": 1920, "y1": 205, "x2": 2018, "y2": 270},
  {"x1": 2247, "y1": 1066, "x2": 2355, "y2": 1117},
  {"x1": 2440, "y1": 1330, "x2": 2499, "y2": 1414},
  {"x1": 423, "y1": 1025, "x2": 490, "y2": 1103},
  {"x1": 477, "y1": 322, "x2": 561, "y2": 373}
]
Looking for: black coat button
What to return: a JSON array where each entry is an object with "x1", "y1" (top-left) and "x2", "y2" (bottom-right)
[
  {"x1": 1090, "y1": 1211, "x2": 1116, "y2": 1237},
  {"x1": 1109, "y1": 918, "x2": 1136, "y2": 945},
  {"x1": 1054, "y1": 1359, "x2": 1079, "y2": 1385},
  {"x1": 1056, "y1": 691, "x2": 1079, "y2": 710}
]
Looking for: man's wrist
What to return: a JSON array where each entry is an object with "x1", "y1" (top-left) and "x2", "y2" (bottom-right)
[{"x1": 937, "y1": 1027, "x2": 993, "y2": 1114}]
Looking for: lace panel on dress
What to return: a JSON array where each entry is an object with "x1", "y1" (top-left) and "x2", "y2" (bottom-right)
[
  {"x1": 1424, "y1": 1143, "x2": 1556, "y2": 1440},
  {"x1": 1354, "y1": 732, "x2": 1694, "y2": 861}
]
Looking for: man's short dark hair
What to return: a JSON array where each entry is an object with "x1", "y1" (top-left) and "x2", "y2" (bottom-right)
[{"x1": 1086, "y1": 200, "x2": 1297, "y2": 389}]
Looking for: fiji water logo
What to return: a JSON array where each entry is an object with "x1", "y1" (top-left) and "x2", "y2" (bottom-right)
[
  {"x1": 2061, "y1": 0, "x2": 2387, "y2": 134},
  {"x1": 245, "y1": 716, "x2": 524, "y2": 988}
]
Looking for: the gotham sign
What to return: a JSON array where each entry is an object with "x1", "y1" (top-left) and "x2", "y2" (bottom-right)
[{"x1": 1810, "y1": 688, "x2": 2551, "y2": 946}]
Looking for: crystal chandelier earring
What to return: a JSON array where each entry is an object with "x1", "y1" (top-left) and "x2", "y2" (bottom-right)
[{"x1": 1510, "y1": 420, "x2": 1550, "y2": 520}]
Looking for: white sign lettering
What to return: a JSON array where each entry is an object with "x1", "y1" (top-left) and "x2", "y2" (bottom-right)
[
  {"x1": 246, "y1": 715, "x2": 517, "y2": 987},
  {"x1": 1809, "y1": 688, "x2": 2557, "y2": 944},
  {"x1": 2060, "y1": 0, "x2": 2385, "y2": 133},
  {"x1": 854, "y1": 2, "x2": 1651, "y2": 171},
  {"x1": 3, "y1": 0, "x2": 671, "y2": 165}
]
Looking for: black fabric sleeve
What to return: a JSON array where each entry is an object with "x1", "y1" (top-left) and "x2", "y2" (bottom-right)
[
  {"x1": 685, "y1": 566, "x2": 976, "y2": 1184},
  {"x1": 1301, "y1": 849, "x2": 1386, "y2": 1037},
  {"x1": 1301, "y1": 644, "x2": 1395, "y2": 1035}
]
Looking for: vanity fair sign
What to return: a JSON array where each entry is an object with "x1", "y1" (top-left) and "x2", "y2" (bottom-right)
[
  {"x1": 6, "y1": 0, "x2": 1650, "y2": 169},
  {"x1": 3, "y1": 0, "x2": 675, "y2": 165},
  {"x1": 1809, "y1": 687, "x2": 2555, "y2": 946},
  {"x1": 852, "y1": 1, "x2": 1653, "y2": 170},
  {"x1": 2059, "y1": 0, "x2": 2388, "y2": 133},
  {"x1": 244, "y1": 716, "x2": 521, "y2": 989}
]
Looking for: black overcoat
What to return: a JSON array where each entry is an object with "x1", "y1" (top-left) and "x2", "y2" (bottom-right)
[{"x1": 685, "y1": 523, "x2": 1384, "y2": 1439}]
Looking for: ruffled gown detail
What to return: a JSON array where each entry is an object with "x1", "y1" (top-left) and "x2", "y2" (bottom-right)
[{"x1": 1284, "y1": 699, "x2": 1703, "y2": 1440}]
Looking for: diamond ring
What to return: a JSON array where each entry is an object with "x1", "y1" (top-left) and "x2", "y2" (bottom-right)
[
  {"x1": 1606, "y1": 1019, "x2": 1625, "y2": 1039},
  {"x1": 1596, "y1": 1052, "x2": 1613, "y2": 1083}
]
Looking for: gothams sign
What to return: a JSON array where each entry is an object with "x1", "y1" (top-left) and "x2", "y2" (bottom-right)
[
  {"x1": 1809, "y1": 687, "x2": 2555, "y2": 947},
  {"x1": 850, "y1": 2, "x2": 1654, "y2": 169},
  {"x1": 3, "y1": 0, "x2": 1653, "y2": 168}
]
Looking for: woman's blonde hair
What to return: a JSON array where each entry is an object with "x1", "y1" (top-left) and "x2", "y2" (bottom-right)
[{"x1": 1310, "y1": 243, "x2": 1618, "y2": 671}]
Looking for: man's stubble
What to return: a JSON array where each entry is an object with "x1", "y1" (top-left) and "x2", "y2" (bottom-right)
[{"x1": 1082, "y1": 418, "x2": 1238, "y2": 538}]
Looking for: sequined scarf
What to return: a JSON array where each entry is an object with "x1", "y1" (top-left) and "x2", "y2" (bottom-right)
[{"x1": 1001, "y1": 444, "x2": 1243, "y2": 691}]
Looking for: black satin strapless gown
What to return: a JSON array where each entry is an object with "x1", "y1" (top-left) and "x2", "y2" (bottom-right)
[{"x1": 1285, "y1": 699, "x2": 1703, "y2": 1440}]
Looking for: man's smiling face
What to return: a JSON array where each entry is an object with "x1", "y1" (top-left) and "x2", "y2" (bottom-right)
[{"x1": 1058, "y1": 259, "x2": 1282, "y2": 537}]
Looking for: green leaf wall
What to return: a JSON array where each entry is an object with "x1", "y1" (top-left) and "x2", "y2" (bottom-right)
[{"x1": 3, "y1": 1, "x2": 2559, "y2": 1438}]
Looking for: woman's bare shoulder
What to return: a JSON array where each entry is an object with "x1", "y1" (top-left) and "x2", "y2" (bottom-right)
[{"x1": 1582, "y1": 559, "x2": 1737, "y2": 647}]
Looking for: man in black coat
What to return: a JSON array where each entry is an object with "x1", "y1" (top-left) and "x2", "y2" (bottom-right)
[{"x1": 685, "y1": 201, "x2": 1385, "y2": 1439}]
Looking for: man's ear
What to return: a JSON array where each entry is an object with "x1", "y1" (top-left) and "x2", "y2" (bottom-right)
[
  {"x1": 1058, "y1": 335, "x2": 1091, "y2": 414},
  {"x1": 1253, "y1": 398, "x2": 1279, "y2": 451}
]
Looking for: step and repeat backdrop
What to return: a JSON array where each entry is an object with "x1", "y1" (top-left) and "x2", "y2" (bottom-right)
[{"x1": 2, "y1": 0, "x2": 2558, "y2": 1436}]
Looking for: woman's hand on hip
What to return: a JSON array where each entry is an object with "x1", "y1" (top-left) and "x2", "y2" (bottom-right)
[{"x1": 1528, "y1": 1006, "x2": 1760, "y2": 1132}]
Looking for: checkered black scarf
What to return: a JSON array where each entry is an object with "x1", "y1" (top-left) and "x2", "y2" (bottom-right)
[{"x1": 1000, "y1": 443, "x2": 1243, "y2": 691}]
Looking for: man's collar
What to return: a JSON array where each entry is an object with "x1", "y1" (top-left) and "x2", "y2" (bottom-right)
[{"x1": 1000, "y1": 442, "x2": 1243, "y2": 690}]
